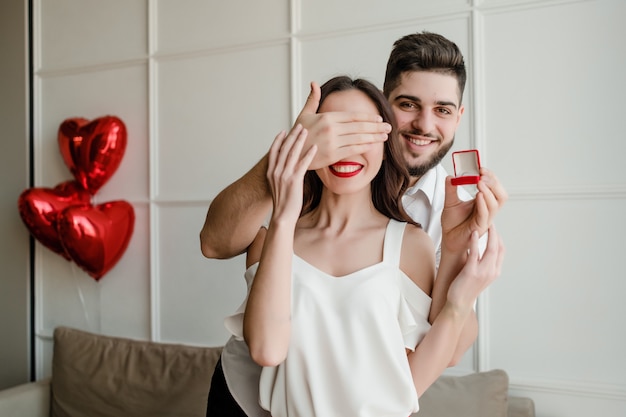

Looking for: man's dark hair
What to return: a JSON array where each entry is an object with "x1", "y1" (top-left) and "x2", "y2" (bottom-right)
[{"x1": 383, "y1": 31, "x2": 467, "y2": 103}]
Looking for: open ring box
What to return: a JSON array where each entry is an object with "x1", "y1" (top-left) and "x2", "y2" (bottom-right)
[{"x1": 451, "y1": 149, "x2": 481, "y2": 186}]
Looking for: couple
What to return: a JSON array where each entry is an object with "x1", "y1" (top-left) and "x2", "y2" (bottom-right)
[{"x1": 201, "y1": 32, "x2": 508, "y2": 417}]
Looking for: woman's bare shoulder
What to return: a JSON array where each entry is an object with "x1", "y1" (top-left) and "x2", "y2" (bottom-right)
[
  {"x1": 400, "y1": 223, "x2": 436, "y2": 294},
  {"x1": 403, "y1": 223, "x2": 435, "y2": 254}
]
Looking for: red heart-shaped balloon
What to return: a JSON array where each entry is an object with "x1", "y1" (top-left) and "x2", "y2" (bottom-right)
[
  {"x1": 57, "y1": 200, "x2": 135, "y2": 281},
  {"x1": 18, "y1": 181, "x2": 91, "y2": 260},
  {"x1": 58, "y1": 116, "x2": 127, "y2": 195}
]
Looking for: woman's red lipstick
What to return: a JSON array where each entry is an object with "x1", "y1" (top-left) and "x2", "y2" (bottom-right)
[{"x1": 329, "y1": 162, "x2": 363, "y2": 178}]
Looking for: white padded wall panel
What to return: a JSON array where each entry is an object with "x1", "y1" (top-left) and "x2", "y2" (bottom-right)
[
  {"x1": 38, "y1": 0, "x2": 148, "y2": 69},
  {"x1": 38, "y1": 65, "x2": 150, "y2": 201},
  {"x1": 39, "y1": 251, "x2": 103, "y2": 334},
  {"x1": 156, "y1": 0, "x2": 289, "y2": 54},
  {"x1": 482, "y1": 0, "x2": 626, "y2": 191},
  {"x1": 299, "y1": 30, "x2": 393, "y2": 90},
  {"x1": 32, "y1": 334, "x2": 54, "y2": 379},
  {"x1": 509, "y1": 386, "x2": 626, "y2": 417},
  {"x1": 155, "y1": 45, "x2": 291, "y2": 200},
  {"x1": 481, "y1": 3, "x2": 626, "y2": 399},
  {"x1": 157, "y1": 204, "x2": 247, "y2": 346},
  {"x1": 97, "y1": 201, "x2": 151, "y2": 339},
  {"x1": 299, "y1": 0, "x2": 470, "y2": 34},
  {"x1": 479, "y1": 0, "x2": 586, "y2": 7},
  {"x1": 490, "y1": 198, "x2": 626, "y2": 384}
]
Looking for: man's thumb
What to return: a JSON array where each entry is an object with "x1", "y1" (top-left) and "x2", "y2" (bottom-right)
[
  {"x1": 299, "y1": 81, "x2": 320, "y2": 116},
  {"x1": 444, "y1": 175, "x2": 461, "y2": 207}
]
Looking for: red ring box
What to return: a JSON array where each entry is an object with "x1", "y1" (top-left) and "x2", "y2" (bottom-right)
[{"x1": 451, "y1": 149, "x2": 481, "y2": 186}]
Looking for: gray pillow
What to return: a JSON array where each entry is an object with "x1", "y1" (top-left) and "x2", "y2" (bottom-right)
[
  {"x1": 415, "y1": 369, "x2": 509, "y2": 417},
  {"x1": 51, "y1": 326, "x2": 222, "y2": 417}
]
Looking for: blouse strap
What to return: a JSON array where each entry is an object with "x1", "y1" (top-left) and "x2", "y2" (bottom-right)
[{"x1": 382, "y1": 219, "x2": 406, "y2": 267}]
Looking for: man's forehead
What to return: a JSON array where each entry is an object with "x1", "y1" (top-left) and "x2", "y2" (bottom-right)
[{"x1": 394, "y1": 71, "x2": 461, "y2": 105}]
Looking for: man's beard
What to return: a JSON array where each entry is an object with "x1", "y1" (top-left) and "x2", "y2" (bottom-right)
[{"x1": 406, "y1": 139, "x2": 454, "y2": 178}]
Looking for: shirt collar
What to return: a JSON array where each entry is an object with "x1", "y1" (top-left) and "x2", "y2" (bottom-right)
[{"x1": 405, "y1": 166, "x2": 438, "y2": 205}]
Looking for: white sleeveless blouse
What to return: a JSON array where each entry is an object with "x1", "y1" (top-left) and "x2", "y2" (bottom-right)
[{"x1": 226, "y1": 219, "x2": 432, "y2": 417}]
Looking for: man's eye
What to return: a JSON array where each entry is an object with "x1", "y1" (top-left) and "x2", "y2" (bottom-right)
[
  {"x1": 399, "y1": 102, "x2": 416, "y2": 109},
  {"x1": 437, "y1": 107, "x2": 452, "y2": 115}
]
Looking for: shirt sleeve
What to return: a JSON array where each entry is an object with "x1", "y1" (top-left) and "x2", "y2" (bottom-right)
[
  {"x1": 398, "y1": 272, "x2": 432, "y2": 351},
  {"x1": 224, "y1": 263, "x2": 259, "y2": 340}
]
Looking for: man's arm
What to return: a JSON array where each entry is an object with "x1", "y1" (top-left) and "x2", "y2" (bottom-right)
[
  {"x1": 200, "y1": 154, "x2": 272, "y2": 259},
  {"x1": 199, "y1": 82, "x2": 390, "y2": 260}
]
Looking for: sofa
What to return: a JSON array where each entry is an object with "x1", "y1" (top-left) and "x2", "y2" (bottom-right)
[{"x1": 0, "y1": 326, "x2": 535, "y2": 417}]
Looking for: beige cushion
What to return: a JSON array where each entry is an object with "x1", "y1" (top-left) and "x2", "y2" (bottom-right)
[
  {"x1": 51, "y1": 326, "x2": 222, "y2": 417},
  {"x1": 508, "y1": 396, "x2": 536, "y2": 417},
  {"x1": 415, "y1": 369, "x2": 509, "y2": 417}
]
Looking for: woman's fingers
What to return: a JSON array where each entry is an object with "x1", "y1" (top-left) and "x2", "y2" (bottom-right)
[
  {"x1": 274, "y1": 124, "x2": 304, "y2": 178},
  {"x1": 267, "y1": 129, "x2": 287, "y2": 179},
  {"x1": 284, "y1": 125, "x2": 309, "y2": 175}
]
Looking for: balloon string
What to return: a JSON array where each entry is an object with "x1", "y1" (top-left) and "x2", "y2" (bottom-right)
[
  {"x1": 71, "y1": 264, "x2": 92, "y2": 330},
  {"x1": 95, "y1": 280, "x2": 101, "y2": 333}
]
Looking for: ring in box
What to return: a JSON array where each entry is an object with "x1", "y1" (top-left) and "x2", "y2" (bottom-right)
[{"x1": 451, "y1": 150, "x2": 481, "y2": 186}]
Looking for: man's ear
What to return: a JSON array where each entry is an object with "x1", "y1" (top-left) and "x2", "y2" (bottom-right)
[{"x1": 456, "y1": 104, "x2": 465, "y2": 127}]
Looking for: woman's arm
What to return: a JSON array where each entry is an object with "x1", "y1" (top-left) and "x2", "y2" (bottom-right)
[
  {"x1": 429, "y1": 247, "x2": 477, "y2": 366},
  {"x1": 243, "y1": 219, "x2": 297, "y2": 367},
  {"x1": 243, "y1": 126, "x2": 317, "y2": 367}
]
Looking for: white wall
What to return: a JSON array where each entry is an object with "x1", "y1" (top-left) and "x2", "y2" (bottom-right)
[
  {"x1": 24, "y1": 0, "x2": 626, "y2": 415},
  {"x1": 0, "y1": 0, "x2": 31, "y2": 390}
]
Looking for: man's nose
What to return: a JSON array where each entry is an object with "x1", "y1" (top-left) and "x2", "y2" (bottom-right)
[{"x1": 411, "y1": 110, "x2": 434, "y2": 134}]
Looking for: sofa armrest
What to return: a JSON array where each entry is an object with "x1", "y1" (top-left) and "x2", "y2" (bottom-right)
[
  {"x1": 507, "y1": 396, "x2": 536, "y2": 417},
  {"x1": 0, "y1": 378, "x2": 50, "y2": 417}
]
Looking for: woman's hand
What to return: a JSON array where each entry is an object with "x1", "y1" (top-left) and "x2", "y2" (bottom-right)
[{"x1": 267, "y1": 124, "x2": 317, "y2": 225}]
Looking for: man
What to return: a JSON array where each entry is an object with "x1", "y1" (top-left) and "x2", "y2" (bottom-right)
[{"x1": 202, "y1": 32, "x2": 507, "y2": 416}]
